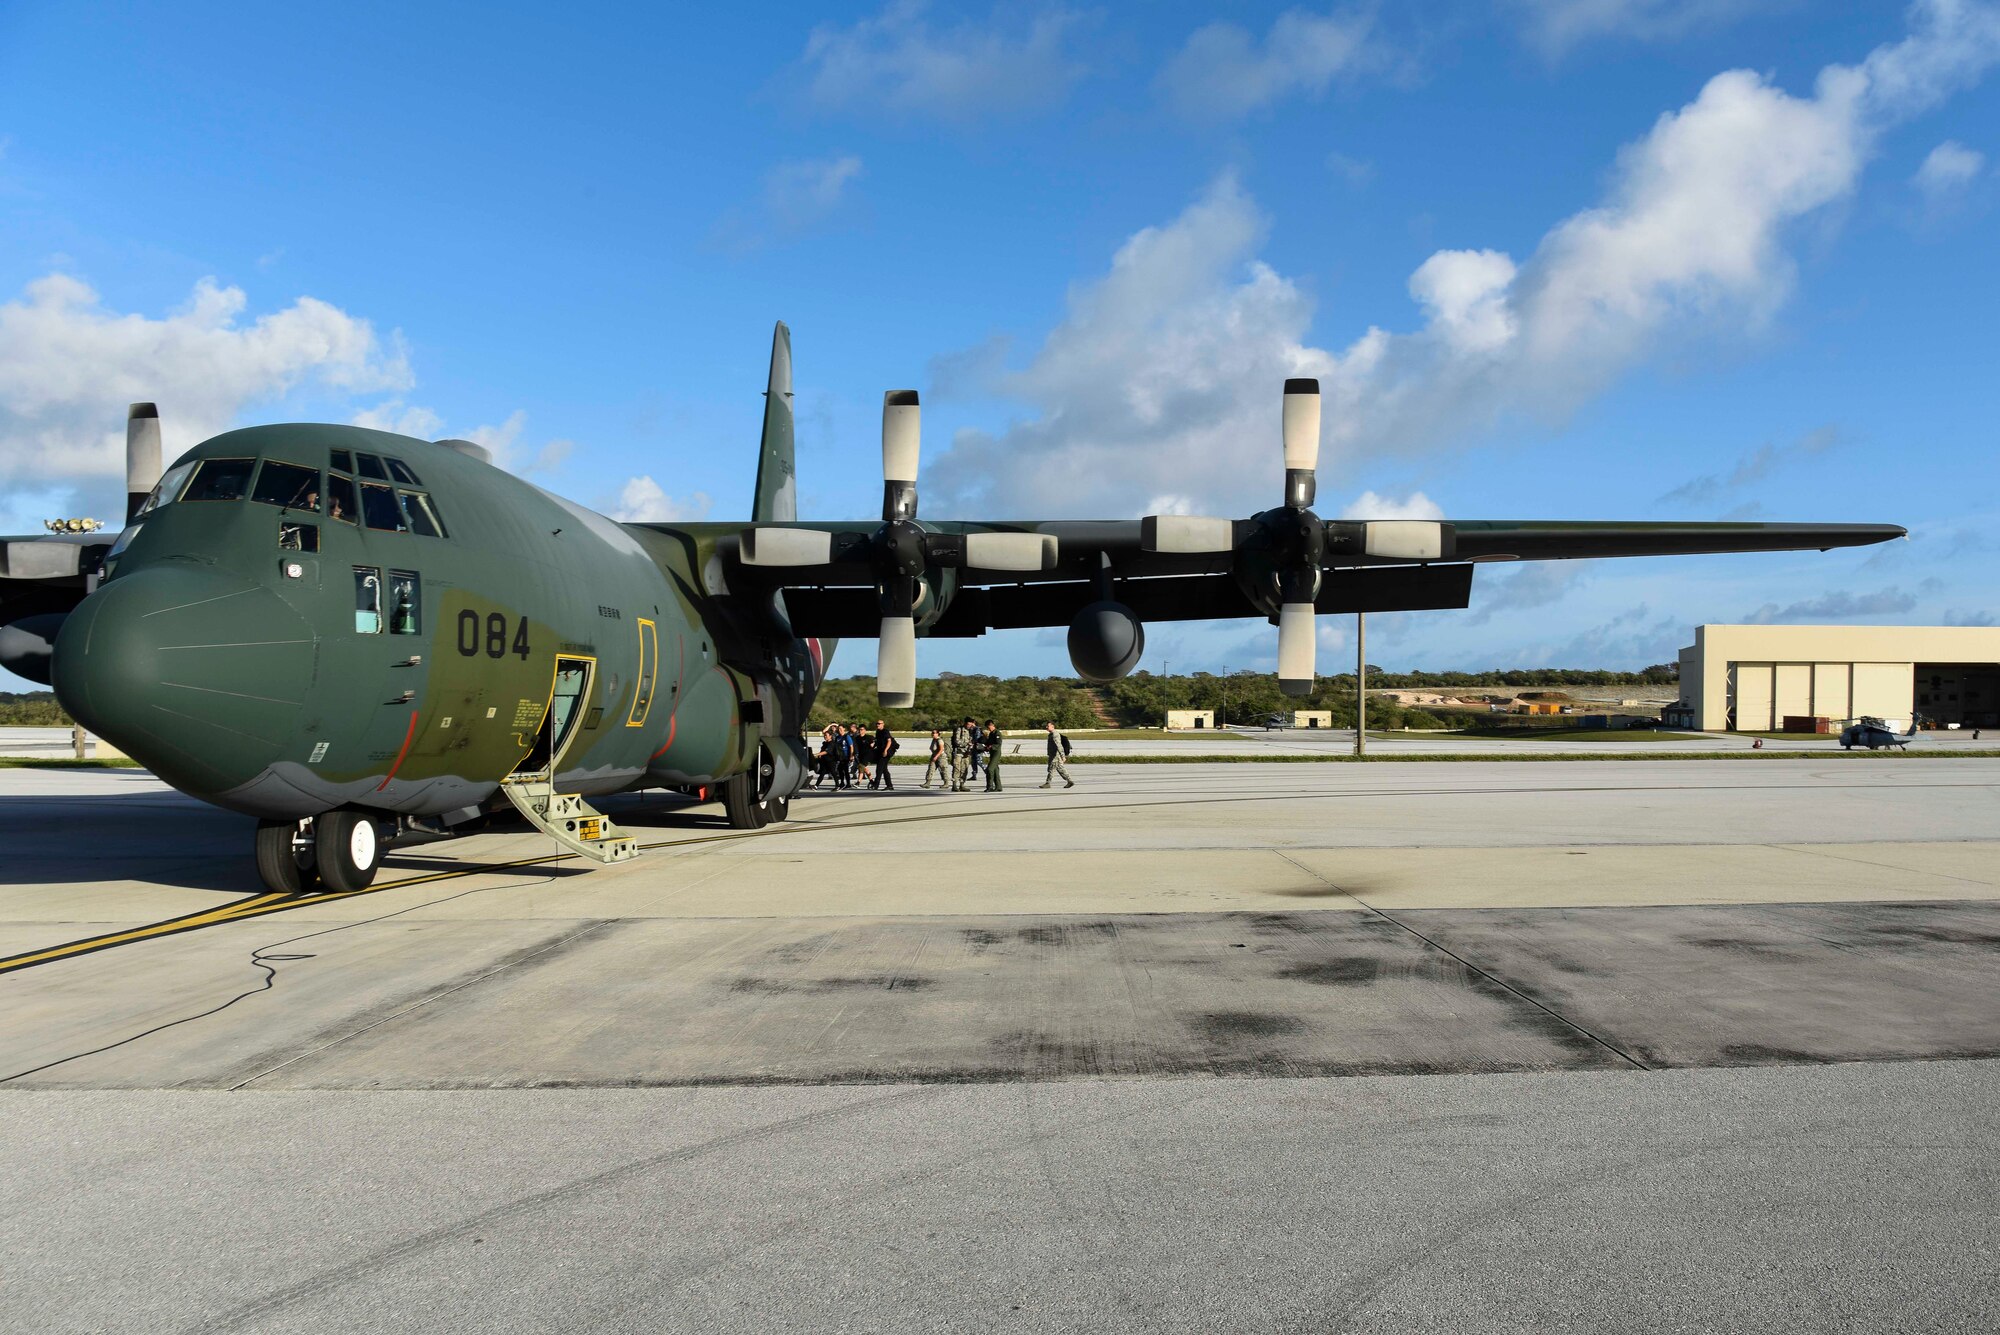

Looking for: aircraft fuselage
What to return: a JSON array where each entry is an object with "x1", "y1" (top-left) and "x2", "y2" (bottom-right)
[{"x1": 53, "y1": 424, "x2": 819, "y2": 823}]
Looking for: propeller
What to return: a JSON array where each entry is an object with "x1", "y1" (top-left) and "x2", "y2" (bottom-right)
[
  {"x1": 1140, "y1": 378, "x2": 1331, "y2": 697},
  {"x1": 738, "y1": 389, "x2": 1059, "y2": 709},
  {"x1": 875, "y1": 390, "x2": 924, "y2": 707}
]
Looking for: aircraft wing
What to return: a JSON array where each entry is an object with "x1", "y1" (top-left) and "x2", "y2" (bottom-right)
[
  {"x1": 715, "y1": 517, "x2": 1905, "y2": 641},
  {"x1": 691, "y1": 382, "x2": 1903, "y2": 705},
  {"x1": 0, "y1": 531, "x2": 115, "y2": 686}
]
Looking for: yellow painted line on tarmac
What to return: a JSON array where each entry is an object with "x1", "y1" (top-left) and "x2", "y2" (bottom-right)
[{"x1": 13, "y1": 769, "x2": 1995, "y2": 977}]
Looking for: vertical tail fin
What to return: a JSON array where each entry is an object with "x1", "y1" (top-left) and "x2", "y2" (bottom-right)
[{"x1": 752, "y1": 322, "x2": 796, "y2": 523}]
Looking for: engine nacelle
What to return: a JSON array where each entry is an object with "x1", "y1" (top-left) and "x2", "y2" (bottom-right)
[
  {"x1": 0, "y1": 611, "x2": 66, "y2": 686},
  {"x1": 1068, "y1": 601, "x2": 1145, "y2": 682}
]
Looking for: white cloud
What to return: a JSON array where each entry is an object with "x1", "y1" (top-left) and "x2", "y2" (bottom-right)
[
  {"x1": 1913, "y1": 137, "x2": 1985, "y2": 198},
  {"x1": 605, "y1": 475, "x2": 712, "y2": 523},
  {"x1": 927, "y1": 3, "x2": 2000, "y2": 518},
  {"x1": 351, "y1": 400, "x2": 445, "y2": 439},
  {"x1": 350, "y1": 403, "x2": 575, "y2": 478},
  {"x1": 1338, "y1": 490, "x2": 1445, "y2": 520},
  {"x1": 713, "y1": 155, "x2": 865, "y2": 253},
  {"x1": 1515, "y1": 0, "x2": 1775, "y2": 59},
  {"x1": 0, "y1": 273, "x2": 409, "y2": 489},
  {"x1": 1158, "y1": 7, "x2": 1377, "y2": 120},
  {"x1": 1742, "y1": 586, "x2": 1919, "y2": 622},
  {"x1": 1465, "y1": 562, "x2": 1591, "y2": 626},
  {"x1": 1656, "y1": 424, "x2": 1839, "y2": 508},
  {"x1": 1408, "y1": 249, "x2": 1518, "y2": 354},
  {"x1": 801, "y1": 2, "x2": 1084, "y2": 122}
]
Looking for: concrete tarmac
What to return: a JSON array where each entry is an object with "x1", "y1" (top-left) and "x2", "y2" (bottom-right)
[{"x1": 2, "y1": 758, "x2": 1997, "y2": 1331}]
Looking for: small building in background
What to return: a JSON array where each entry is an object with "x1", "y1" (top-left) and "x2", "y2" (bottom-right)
[
  {"x1": 1292, "y1": 711, "x2": 1334, "y2": 728},
  {"x1": 1165, "y1": 709, "x2": 1216, "y2": 730},
  {"x1": 1674, "y1": 624, "x2": 2000, "y2": 731}
]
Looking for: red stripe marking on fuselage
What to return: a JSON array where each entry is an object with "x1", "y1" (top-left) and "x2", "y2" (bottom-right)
[
  {"x1": 649, "y1": 636, "x2": 689, "y2": 761},
  {"x1": 375, "y1": 711, "x2": 420, "y2": 791}
]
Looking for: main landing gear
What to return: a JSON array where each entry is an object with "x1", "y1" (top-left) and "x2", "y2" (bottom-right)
[
  {"x1": 253, "y1": 809, "x2": 388, "y2": 895},
  {"x1": 721, "y1": 742, "x2": 792, "y2": 830}
]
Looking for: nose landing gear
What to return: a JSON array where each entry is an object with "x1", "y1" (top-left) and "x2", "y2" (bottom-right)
[{"x1": 253, "y1": 809, "x2": 387, "y2": 895}]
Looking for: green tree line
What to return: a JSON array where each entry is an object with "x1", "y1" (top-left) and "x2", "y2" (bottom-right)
[
  {"x1": 0, "y1": 691, "x2": 72, "y2": 726},
  {"x1": 806, "y1": 666, "x2": 1677, "y2": 731}
]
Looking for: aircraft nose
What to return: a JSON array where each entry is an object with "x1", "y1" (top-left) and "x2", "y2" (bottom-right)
[{"x1": 54, "y1": 563, "x2": 317, "y2": 793}]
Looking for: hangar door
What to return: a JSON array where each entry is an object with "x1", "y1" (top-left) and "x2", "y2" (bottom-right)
[
  {"x1": 1853, "y1": 662, "x2": 1914, "y2": 726},
  {"x1": 1813, "y1": 664, "x2": 1851, "y2": 721},
  {"x1": 1773, "y1": 664, "x2": 1813, "y2": 724},
  {"x1": 1733, "y1": 662, "x2": 1774, "y2": 731}
]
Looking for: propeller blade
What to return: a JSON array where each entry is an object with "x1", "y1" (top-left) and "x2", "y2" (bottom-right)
[
  {"x1": 877, "y1": 616, "x2": 917, "y2": 709},
  {"x1": 126, "y1": 403, "x2": 162, "y2": 524},
  {"x1": 1140, "y1": 515, "x2": 1238, "y2": 554},
  {"x1": 739, "y1": 528, "x2": 834, "y2": 567},
  {"x1": 1276, "y1": 602, "x2": 1316, "y2": 697},
  {"x1": 882, "y1": 390, "x2": 920, "y2": 522},
  {"x1": 963, "y1": 531, "x2": 1058, "y2": 571},
  {"x1": 1282, "y1": 378, "x2": 1320, "y2": 509}
]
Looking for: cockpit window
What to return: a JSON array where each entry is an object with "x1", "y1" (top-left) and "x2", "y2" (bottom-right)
[
  {"x1": 387, "y1": 458, "x2": 422, "y2": 486},
  {"x1": 250, "y1": 461, "x2": 322, "y2": 511},
  {"x1": 360, "y1": 482, "x2": 405, "y2": 531},
  {"x1": 138, "y1": 461, "x2": 198, "y2": 516},
  {"x1": 326, "y1": 473, "x2": 358, "y2": 524},
  {"x1": 399, "y1": 490, "x2": 447, "y2": 538},
  {"x1": 182, "y1": 458, "x2": 256, "y2": 502},
  {"x1": 330, "y1": 449, "x2": 353, "y2": 474},
  {"x1": 356, "y1": 453, "x2": 390, "y2": 480}
]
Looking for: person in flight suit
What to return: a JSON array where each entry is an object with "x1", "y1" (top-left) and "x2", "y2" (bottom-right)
[
  {"x1": 950, "y1": 717, "x2": 977, "y2": 791},
  {"x1": 982, "y1": 720, "x2": 1004, "y2": 791},
  {"x1": 1040, "y1": 720, "x2": 1074, "y2": 788},
  {"x1": 922, "y1": 728, "x2": 948, "y2": 787}
]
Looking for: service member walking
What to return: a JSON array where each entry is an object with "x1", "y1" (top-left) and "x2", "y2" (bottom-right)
[
  {"x1": 949, "y1": 716, "x2": 977, "y2": 791},
  {"x1": 982, "y1": 720, "x2": 1004, "y2": 792},
  {"x1": 1040, "y1": 720, "x2": 1074, "y2": 789},
  {"x1": 870, "y1": 719, "x2": 899, "y2": 790},
  {"x1": 922, "y1": 728, "x2": 947, "y2": 787}
]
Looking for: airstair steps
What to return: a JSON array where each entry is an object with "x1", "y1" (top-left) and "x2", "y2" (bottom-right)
[{"x1": 499, "y1": 772, "x2": 640, "y2": 864}]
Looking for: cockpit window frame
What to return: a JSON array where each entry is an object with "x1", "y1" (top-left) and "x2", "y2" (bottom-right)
[
  {"x1": 181, "y1": 457, "x2": 257, "y2": 504},
  {"x1": 359, "y1": 481, "x2": 407, "y2": 532},
  {"x1": 249, "y1": 460, "x2": 324, "y2": 512},
  {"x1": 137, "y1": 460, "x2": 199, "y2": 516}
]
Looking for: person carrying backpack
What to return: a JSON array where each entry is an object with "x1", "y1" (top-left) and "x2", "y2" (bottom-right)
[
  {"x1": 869, "y1": 719, "x2": 899, "y2": 790},
  {"x1": 922, "y1": 728, "x2": 947, "y2": 787},
  {"x1": 1040, "y1": 720, "x2": 1074, "y2": 789}
]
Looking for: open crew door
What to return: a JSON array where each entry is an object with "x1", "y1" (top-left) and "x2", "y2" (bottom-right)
[
  {"x1": 514, "y1": 656, "x2": 593, "y2": 778},
  {"x1": 501, "y1": 655, "x2": 637, "y2": 864}
]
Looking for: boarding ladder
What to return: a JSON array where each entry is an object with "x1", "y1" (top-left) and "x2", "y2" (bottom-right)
[{"x1": 499, "y1": 771, "x2": 640, "y2": 864}]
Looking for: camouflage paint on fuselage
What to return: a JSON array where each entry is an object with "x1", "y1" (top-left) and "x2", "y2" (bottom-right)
[{"x1": 55, "y1": 424, "x2": 822, "y2": 821}]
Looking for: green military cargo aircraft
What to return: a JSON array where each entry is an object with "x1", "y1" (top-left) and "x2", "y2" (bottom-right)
[{"x1": 1, "y1": 324, "x2": 1903, "y2": 894}]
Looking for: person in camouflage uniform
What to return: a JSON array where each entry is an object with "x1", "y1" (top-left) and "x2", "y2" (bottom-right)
[
  {"x1": 1040, "y1": 720, "x2": 1074, "y2": 788},
  {"x1": 921, "y1": 728, "x2": 948, "y2": 787},
  {"x1": 949, "y1": 717, "x2": 978, "y2": 791}
]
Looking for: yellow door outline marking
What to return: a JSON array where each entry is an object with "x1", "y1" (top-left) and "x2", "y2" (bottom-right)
[{"x1": 627, "y1": 618, "x2": 657, "y2": 728}]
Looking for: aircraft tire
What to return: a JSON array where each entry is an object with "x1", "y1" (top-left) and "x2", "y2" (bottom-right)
[
  {"x1": 255, "y1": 819, "x2": 316, "y2": 895},
  {"x1": 721, "y1": 771, "x2": 771, "y2": 829},
  {"x1": 316, "y1": 809, "x2": 384, "y2": 893}
]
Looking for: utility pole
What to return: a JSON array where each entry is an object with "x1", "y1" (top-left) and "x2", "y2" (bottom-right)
[{"x1": 1355, "y1": 613, "x2": 1366, "y2": 758}]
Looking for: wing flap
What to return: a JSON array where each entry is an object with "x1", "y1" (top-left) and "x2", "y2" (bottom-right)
[{"x1": 1449, "y1": 521, "x2": 1905, "y2": 562}]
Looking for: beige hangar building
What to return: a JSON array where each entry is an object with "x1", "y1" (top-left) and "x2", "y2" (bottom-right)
[{"x1": 1669, "y1": 624, "x2": 2000, "y2": 732}]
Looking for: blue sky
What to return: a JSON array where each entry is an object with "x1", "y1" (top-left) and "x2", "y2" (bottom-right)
[{"x1": 2, "y1": 0, "x2": 1996, "y2": 691}]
